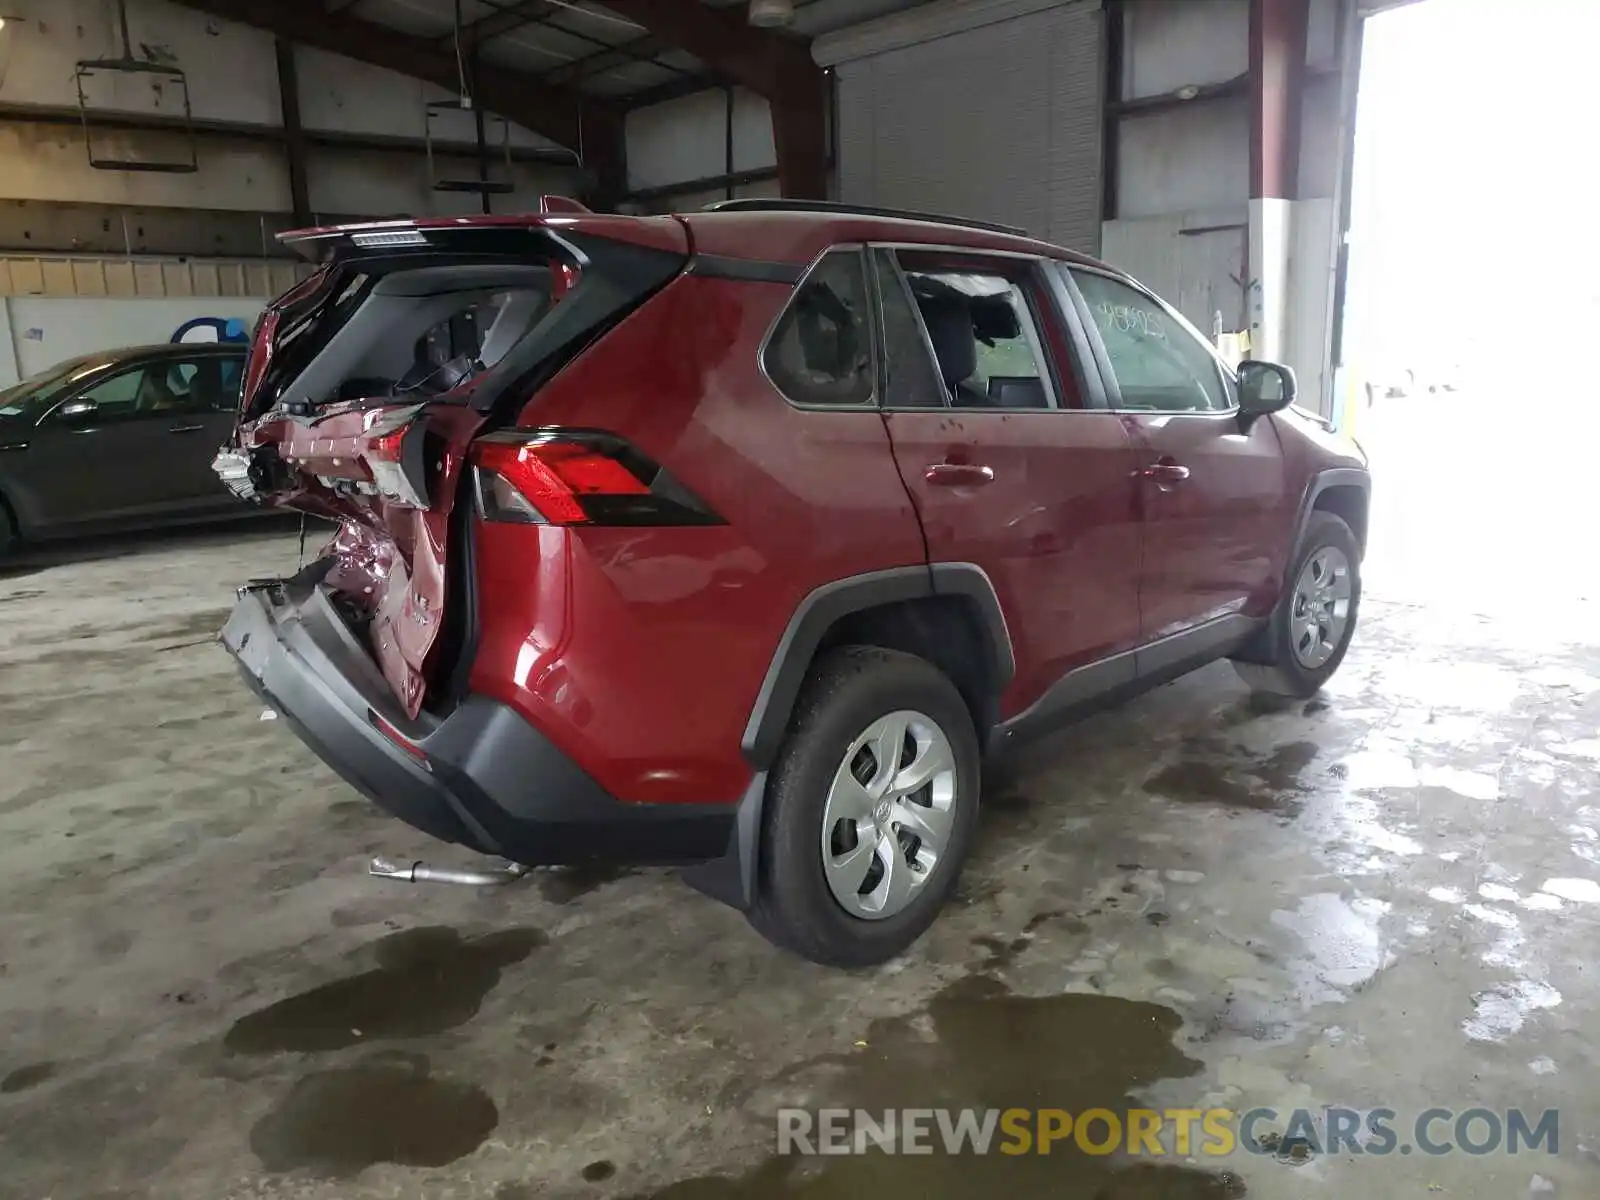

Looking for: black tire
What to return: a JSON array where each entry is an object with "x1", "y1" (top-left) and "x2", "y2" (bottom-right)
[
  {"x1": 0, "y1": 496, "x2": 18, "y2": 561},
  {"x1": 1233, "y1": 511, "x2": 1361, "y2": 698},
  {"x1": 750, "y1": 645, "x2": 981, "y2": 968}
]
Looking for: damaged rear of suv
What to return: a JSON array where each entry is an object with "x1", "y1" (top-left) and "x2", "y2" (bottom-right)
[
  {"x1": 217, "y1": 211, "x2": 743, "y2": 867},
  {"x1": 219, "y1": 200, "x2": 1368, "y2": 967}
]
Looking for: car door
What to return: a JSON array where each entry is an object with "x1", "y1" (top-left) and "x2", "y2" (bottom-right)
[
  {"x1": 873, "y1": 246, "x2": 1144, "y2": 724},
  {"x1": 161, "y1": 352, "x2": 250, "y2": 510},
  {"x1": 23, "y1": 359, "x2": 211, "y2": 529},
  {"x1": 1064, "y1": 266, "x2": 1290, "y2": 645}
]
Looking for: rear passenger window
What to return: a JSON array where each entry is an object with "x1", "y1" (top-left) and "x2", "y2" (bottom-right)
[
  {"x1": 894, "y1": 253, "x2": 1059, "y2": 410},
  {"x1": 763, "y1": 250, "x2": 873, "y2": 407}
]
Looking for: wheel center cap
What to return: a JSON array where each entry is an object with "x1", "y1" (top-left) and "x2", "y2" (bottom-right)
[{"x1": 872, "y1": 798, "x2": 892, "y2": 824}]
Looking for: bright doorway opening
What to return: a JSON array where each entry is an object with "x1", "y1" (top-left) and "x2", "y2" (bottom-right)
[{"x1": 1344, "y1": 0, "x2": 1600, "y2": 611}]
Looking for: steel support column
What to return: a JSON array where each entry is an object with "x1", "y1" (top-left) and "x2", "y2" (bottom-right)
[
  {"x1": 1247, "y1": 0, "x2": 1311, "y2": 362},
  {"x1": 600, "y1": 0, "x2": 829, "y2": 199},
  {"x1": 771, "y1": 72, "x2": 829, "y2": 200},
  {"x1": 1250, "y1": 0, "x2": 1310, "y2": 200},
  {"x1": 274, "y1": 39, "x2": 312, "y2": 226}
]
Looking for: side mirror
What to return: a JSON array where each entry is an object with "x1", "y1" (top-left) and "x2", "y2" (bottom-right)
[
  {"x1": 56, "y1": 399, "x2": 99, "y2": 425},
  {"x1": 1238, "y1": 360, "x2": 1296, "y2": 416}
]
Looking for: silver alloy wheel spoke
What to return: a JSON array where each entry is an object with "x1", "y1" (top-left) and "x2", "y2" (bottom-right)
[
  {"x1": 825, "y1": 827, "x2": 880, "y2": 896},
  {"x1": 893, "y1": 795, "x2": 953, "y2": 848},
  {"x1": 820, "y1": 709, "x2": 960, "y2": 921},
  {"x1": 864, "y1": 711, "x2": 911, "y2": 798},
  {"x1": 891, "y1": 733, "x2": 955, "y2": 796},
  {"x1": 1290, "y1": 545, "x2": 1352, "y2": 669}
]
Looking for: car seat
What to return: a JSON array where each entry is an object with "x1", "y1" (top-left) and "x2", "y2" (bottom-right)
[{"x1": 917, "y1": 295, "x2": 989, "y2": 407}]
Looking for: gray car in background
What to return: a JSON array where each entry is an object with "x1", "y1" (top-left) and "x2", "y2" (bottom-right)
[{"x1": 0, "y1": 343, "x2": 249, "y2": 557}]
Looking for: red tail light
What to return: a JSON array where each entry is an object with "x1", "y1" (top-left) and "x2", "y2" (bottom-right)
[
  {"x1": 469, "y1": 431, "x2": 722, "y2": 527},
  {"x1": 365, "y1": 409, "x2": 430, "y2": 509}
]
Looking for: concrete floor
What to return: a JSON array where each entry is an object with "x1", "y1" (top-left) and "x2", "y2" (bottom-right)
[{"x1": 3, "y1": 396, "x2": 1599, "y2": 1199}]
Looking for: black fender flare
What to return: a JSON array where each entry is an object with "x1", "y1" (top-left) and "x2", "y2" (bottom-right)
[
  {"x1": 685, "y1": 563, "x2": 1013, "y2": 913},
  {"x1": 738, "y1": 562, "x2": 1014, "y2": 769},
  {"x1": 1292, "y1": 468, "x2": 1371, "y2": 563}
]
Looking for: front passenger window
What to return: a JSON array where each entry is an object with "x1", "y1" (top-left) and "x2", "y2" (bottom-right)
[
  {"x1": 763, "y1": 250, "x2": 873, "y2": 407},
  {"x1": 63, "y1": 367, "x2": 144, "y2": 421},
  {"x1": 1071, "y1": 270, "x2": 1229, "y2": 412}
]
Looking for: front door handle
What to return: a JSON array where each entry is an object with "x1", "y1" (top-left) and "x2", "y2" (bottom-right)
[
  {"x1": 168, "y1": 424, "x2": 206, "y2": 434},
  {"x1": 1140, "y1": 460, "x2": 1191, "y2": 484},
  {"x1": 925, "y1": 463, "x2": 996, "y2": 487}
]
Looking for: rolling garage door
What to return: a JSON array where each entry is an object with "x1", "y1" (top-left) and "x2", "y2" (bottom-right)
[{"x1": 816, "y1": 0, "x2": 1104, "y2": 253}]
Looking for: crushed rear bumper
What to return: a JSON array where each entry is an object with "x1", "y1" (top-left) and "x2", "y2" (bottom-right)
[{"x1": 220, "y1": 561, "x2": 734, "y2": 866}]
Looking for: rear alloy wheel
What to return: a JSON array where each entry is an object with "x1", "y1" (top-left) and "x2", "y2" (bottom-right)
[
  {"x1": 1233, "y1": 511, "x2": 1362, "y2": 698},
  {"x1": 752, "y1": 646, "x2": 980, "y2": 967},
  {"x1": 820, "y1": 709, "x2": 958, "y2": 921}
]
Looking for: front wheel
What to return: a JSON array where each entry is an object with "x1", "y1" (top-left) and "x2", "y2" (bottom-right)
[
  {"x1": 751, "y1": 646, "x2": 980, "y2": 967},
  {"x1": 1233, "y1": 511, "x2": 1361, "y2": 698},
  {"x1": 0, "y1": 499, "x2": 18, "y2": 561}
]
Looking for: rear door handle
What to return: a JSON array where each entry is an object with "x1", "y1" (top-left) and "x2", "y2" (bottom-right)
[
  {"x1": 925, "y1": 463, "x2": 996, "y2": 487},
  {"x1": 168, "y1": 424, "x2": 205, "y2": 434},
  {"x1": 1140, "y1": 460, "x2": 1190, "y2": 483}
]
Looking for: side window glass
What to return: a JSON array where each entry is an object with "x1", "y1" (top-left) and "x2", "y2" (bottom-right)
[
  {"x1": 898, "y1": 264, "x2": 1055, "y2": 410},
  {"x1": 763, "y1": 249, "x2": 873, "y2": 407},
  {"x1": 63, "y1": 367, "x2": 145, "y2": 421},
  {"x1": 220, "y1": 357, "x2": 245, "y2": 408},
  {"x1": 1070, "y1": 270, "x2": 1228, "y2": 412},
  {"x1": 160, "y1": 359, "x2": 226, "y2": 414},
  {"x1": 872, "y1": 249, "x2": 946, "y2": 409}
]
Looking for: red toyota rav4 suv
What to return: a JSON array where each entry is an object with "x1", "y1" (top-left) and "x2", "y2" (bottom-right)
[{"x1": 215, "y1": 199, "x2": 1369, "y2": 966}]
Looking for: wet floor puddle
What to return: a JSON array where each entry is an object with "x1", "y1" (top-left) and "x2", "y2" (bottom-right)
[
  {"x1": 250, "y1": 1055, "x2": 498, "y2": 1176},
  {"x1": 225, "y1": 926, "x2": 545, "y2": 1055},
  {"x1": 629, "y1": 976, "x2": 1243, "y2": 1199},
  {"x1": 1, "y1": 1061, "x2": 57, "y2": 1093},
  {"x1": 1146, "y1": 740, "x2": 1319, "y2": 814}
]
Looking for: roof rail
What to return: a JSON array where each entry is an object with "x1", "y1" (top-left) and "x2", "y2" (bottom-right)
[{"x1": 700, "y1": 198, "x2": 1028, "y2": 238}]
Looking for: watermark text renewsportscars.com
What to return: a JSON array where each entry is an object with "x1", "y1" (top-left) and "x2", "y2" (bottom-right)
[{"x1": 776, "y1": 1107, "x2": 1559, "y2": 1158}]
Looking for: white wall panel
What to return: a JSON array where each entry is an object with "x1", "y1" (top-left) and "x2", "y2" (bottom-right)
[
  {"x1": 5, "y1": 295, "x2": 267, "y2": 378},
  {"x1": 291, "y1": 46, "x2": 562, "y2": 149},
  {"x1": 731, "y1": 90, "x2": 775, "y2": 174},
  {"x1": 626, "y1": 90, "x2": 727, "y2": 192},
  {"x1": 626, "y1": 88, "x2": 775, "y2": 193},
  {"x1": 306, "y1": 147, "x2": 579, "y2": 218},
  {"x1": 1307, "y1": 0, "x2": 1342, "y2": 68},
  {"x1": 0, "y1": 0, "x2": 279, "y2": 124},
  {"x1": 1123, "y1": 0, "x2": 1248, "y2": 98},
  {"x1": 1298, "y1": 74, "x2": 1341, "y2": 199},
  {"x1": 1101, "y1": 209, "x2": 1249, "y2": 332},
  {"x1": 1288, "y1": 197, "x2": 1336, "y2": 411},
  {"x1": 1117, "y1": 99, "x2": 1250, "y2": 219},
  {"x1": 0, "y1": 122, "x2": 290, "y2": 211}
]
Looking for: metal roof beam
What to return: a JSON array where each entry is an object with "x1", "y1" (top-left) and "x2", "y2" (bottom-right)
[
  {"x1": 171, "y1": 0, "x2": 619, "y2": 157},
  {"x1": 595, "y1": 0, "x2": 818, "y2": 101}
]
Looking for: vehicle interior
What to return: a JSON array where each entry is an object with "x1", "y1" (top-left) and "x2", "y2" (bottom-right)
[{"x1": 280, "y1": 264, "x2": 552, "y2": 409}]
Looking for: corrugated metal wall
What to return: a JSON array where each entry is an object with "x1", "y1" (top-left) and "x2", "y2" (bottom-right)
[
  {"x1": 828, "y1": 0, "x2": 1103, "y2": 252},
  {"x1": 0, "y1": 255, "x2": 306, "y2": 299}
]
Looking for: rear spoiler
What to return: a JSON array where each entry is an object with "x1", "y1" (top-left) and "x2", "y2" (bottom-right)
[{"x1": 278, "y1": 198, "x2": 679, "y2": 267}]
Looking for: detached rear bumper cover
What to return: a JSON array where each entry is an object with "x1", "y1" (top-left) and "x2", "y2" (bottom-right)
[{"x1": 221, "y1": 562, "x2": 733, "y2": 865}]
